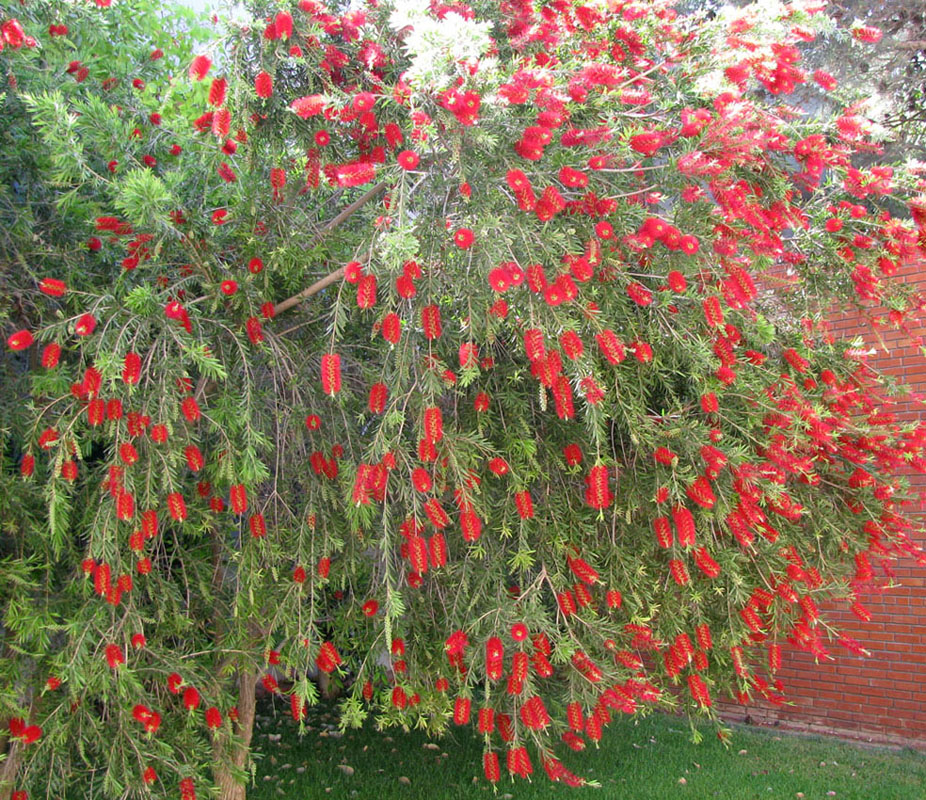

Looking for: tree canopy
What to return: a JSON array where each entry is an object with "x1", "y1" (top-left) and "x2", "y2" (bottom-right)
[{"x1": 1, "y1": 1, "x2": 925, "y2": 799}]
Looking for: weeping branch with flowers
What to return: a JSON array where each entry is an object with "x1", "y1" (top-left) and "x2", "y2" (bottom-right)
[{"x1": 2, "y1": 2, "x2": 926, "y2": 800}]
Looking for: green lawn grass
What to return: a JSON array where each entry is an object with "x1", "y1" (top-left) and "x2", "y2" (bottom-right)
[{"x1": 247, "y1": 700, "x2": 926, "y2": 800}]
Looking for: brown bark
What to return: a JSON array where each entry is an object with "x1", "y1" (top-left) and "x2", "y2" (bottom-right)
[
  {"x1": 0, "y1": 737, "x2": 23, "y2": 800},
  {"x1": 273, "y1": 180, "x2": 387, "y2": 316},
  {"x1": 212, "y1": 668, "x2": 257, "y2": 800}
]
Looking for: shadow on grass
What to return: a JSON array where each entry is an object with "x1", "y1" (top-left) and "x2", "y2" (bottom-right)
[{"x1": 247, "y1": 699, "x2": 926, "y2": 800}]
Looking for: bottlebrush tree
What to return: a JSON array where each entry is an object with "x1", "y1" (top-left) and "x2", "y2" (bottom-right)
[{"x1": 2, "y1": 1, "x2": 926, "y2": 799}]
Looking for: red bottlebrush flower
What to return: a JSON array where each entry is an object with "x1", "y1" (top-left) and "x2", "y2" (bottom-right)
[
  {"x1": 408, "y1": 466, "x2": 431, "y2": 493},
  {"x1": 653, "y1": 447, "x2": 677, "y2": 466},
  {"x1": 189, "y1": 54, "x2": 211, "y2": 81},
  {"x1": 483, "y1": 751, "x2": 501, "y2": 783},
  {"x1": 123, "y1": 352, "x2": 141, "y2": 384},
  {"x1": 291, "y1": 95, "x2": 326, "y2": 118},
  {"x1": 179, "y1": 777, "x2": 196, "y2": 800},
  {"x1": 813, "y1": 70, "x2": 837, "y2": 90},
  {"x1": 421, "y1": 407, "x2": 443, "y2": 446},
  {"x1": 596, "y1": 330, "x2": 625, "y2": 365},
  {"x1": 693, "y1": 546, "x2": 721, "y2": 578},
  {"x1": 429, "y1": 532, "x2": 447, "y2": 568},
  {"x1": 335, "y1": 162, "x2": 376, "y2": 187},
  {"x1": 255, "y1": 71, "x2": 273, "y2": 98},
  {"x1": 631, "y1": 341, "x2": 654, "y2": 363},
  {"x1": 686, "y1": 475, "x2": 716, "y2": 509},
  {"x1": 667, "y1": 270, "x2": 687, "y2": 292},
  {"x1": 249, "y1": 514, "x2": 267, "y2": 538},
  {"x1": 488, "y1": 457, "x2": 509, "y2": 476},
  {"x1": 321, "y1": 353, "x2": 341, "y2": 395},
  {"x1": 474, "y1": 392, "x2": 490, "y2": 412},
  {"x1": 477, "y1": 706, "x2": 495, "y2": 734},
  {"x1": 852, "y1": 25, "x2": 882, "y2": 43},
  {"x1": 245, "y1": 316, "x2": 263, "y2": 345},
  {"x1": 38, "y1": 428, "x2": 59, "y2": 449},
  {"x1": 220, "y1": 278, "x2": 238, "y2": 294},
  {"x1": 41, "y1": 343, "x2": 60, "y2": 368},
  {"x1": 180, "y1": 396, "x2": 201, "y2": 423},
  {"x1": 458, "y1": 342, "x2": 478, "y2": 369},
  {"x1": 560, "y1": 330, "x2": 584, "y2": 360},
  {"x1": 557, "y1": 590, "x2": 577, "y2": 617},
  {"x1": 783, "y1": 347, "x2": 809, "y2": 373},
  {"x1": 141, "y1": 509, "x2": 158, "y2": 539},
  {"x1": 317, "y1": 556, "x2": 330, "y2": 579},
  {"x1": 361, "y1": 598, "x2": 379, "y2": 617},
  {"x1": 584, "y1": 465, "x2": 612, "y2": 509},
  {"x1": 700, "y1": 392, "x2": 719, "y2": 414},
  {"x1": 627, "y1": 282, "x2": 653, "y2": 306},
  {"x1": 229, "y1": 484, "x2": 247, "y2": 514},
  {"x1": 184, "y1": 445, "x2": 204, "y2": 472},
  {"x1": 568, "y1": 556, "x2": 600, "y2": 585},
  {"x1": 485, "y1": 637, "x2": 504, "y2": 681},
  {"x1": 563, "y1": 443, "x2": 583, "y2": 466},
  {"x1": 368, "y1": 382, "x2": 388, "y2": 415},
  {"x1": 208, "y1": 77, "x2": 227, "y2": 107},
  {"x1": 86, "y1": 398, "x2": 104, "y2": 427},
  {"x1": 167, "y1": 492, "x2": 187, "y2": 521},
  {"x1": 606, "y1": 589, "x2": 622, "y2": 609},
  {"x1": 316, "y1": 641, "x2": 342, "y2": 673},
  {"x1": 116, "y1": 490, "x2": 134, "y2": 520},
  {"x1": 292, "y1": 565, "x2": 307, "y2": 584},
  {"x1": 421, "y1": 304, "x2": 442, "y2": 339},
  {"x1": 150, "y1": 424, "x2": 169, "y2": 444},
  {"x1": 460, "y1": 508, "x2": 482, "y2": 541},
  {"x1": 397, "y1": 150, "x2": 419, "y2": 170},
  {"x1": 702, "y1": 296, "x2": 724, "y2": 328},
  {"x1": 46, "y1": 676, "x2": 61, "y2": 691},
  {"x1": 39, "y1": 277, "x2": 67, "y2": 297},
  {"x1": 183, "y1": 687, "x2": 201, "y2": 711},
  {"x1": 19, "y1": 725, "x2": 42, "y2": 745},
  {"x1": 20, "y1": 453, "x2": 35, "y2": 477},
  {"x1": 305, "y1": 414, "x2": 321, "y2": 431},
  {"x1": 453, "y1": 696, "x2": 471, "y2": 725},
  {"x1": 453, "y1": 228, "x2": 475, "y2": 249},
  {"x1": 248, "y1": 257, "x2": 264, "y2": 274},
  {"x1": 420, "y1": 498, "x2": 448, "y2": 531},
  {"x1": 8, "y1": 330, "x2": 33, "y2": 351},
  {"x1": 356, "y1": 273, "x2": 378, "y2": 309},
  {"x1": 167, "y1": 673, "x2": 184, "y2": 694},
  {"x1": 672, "y1": 505, "x2": 696, "y2": 547},
  {"x1": 653, "y1": 516, "x2": 673, "y2": 548},
  {"x1": 514, "y1": 490, "x2": 534, "y2": 519},
  {"x1": 205, "y1": 706, "x2": 222, "y2": 729},
  {"x1": 131, "y1": 632, "x2": 145, "y2": 649},
  {"x1": 688, "y1": 674, "x2": 712, "y2": 708},
  {"x1": 669, "y1": 558, "x2": 690, "y2": 586},
  {"x1": 105, "y1": 644, "x2": 124, "y2": 669},
  {"x1": 381, "y1": 312, "x2": 401, "y2": 344}
]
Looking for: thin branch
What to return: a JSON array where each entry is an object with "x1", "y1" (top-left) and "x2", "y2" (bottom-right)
[{"x1": 273, "y1": 181, "x2": 388, "y2": 316}]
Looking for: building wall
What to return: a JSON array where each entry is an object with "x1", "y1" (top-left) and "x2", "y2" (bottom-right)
[{"x1": 721, "y1": 258, "x2": 926, "y2": 749}]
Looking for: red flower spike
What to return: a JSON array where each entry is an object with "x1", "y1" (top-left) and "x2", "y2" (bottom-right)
[
  {"x1": 321, "y1": 353, "x2": 341, "y2": 395},
  {"x1": 584, "y1": 465, "x2": 613, "y2": 509},
  {"x1": 421, "y1": 305, "x2": 442, "y2": 340},
  {"x1": 255, "y1": 71, "x2": 273, "y2": 98},
  {"x1": 189, "y1": 54, "x2": 211, "y2": 81}
]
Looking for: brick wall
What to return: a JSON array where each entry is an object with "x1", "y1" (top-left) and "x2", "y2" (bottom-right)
[{"x1": 721, "y1": 258, "x2": 926, "y2": 749}]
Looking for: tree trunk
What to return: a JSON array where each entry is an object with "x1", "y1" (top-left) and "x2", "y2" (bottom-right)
[
  {"x1": 0, "y1": 737, "x2": 23, "y2": 800},
  {"x1": 212, "y1": 668, "x2": 257, "y2": 800}
]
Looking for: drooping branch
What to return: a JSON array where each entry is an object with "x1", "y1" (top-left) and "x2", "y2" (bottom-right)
[{"x1": 273, "y1": 181, "x2": 387, "y2": 316}]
